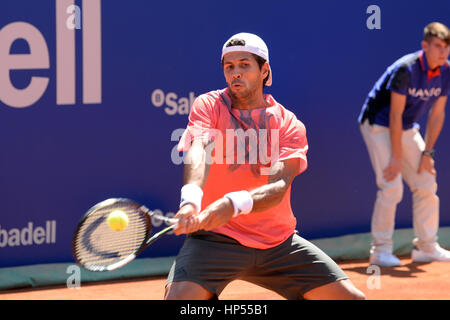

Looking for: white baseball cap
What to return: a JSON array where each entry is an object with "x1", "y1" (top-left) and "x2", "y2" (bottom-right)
[{"x1": 221, "y1": 32, "x2": 272, "y2": 86}]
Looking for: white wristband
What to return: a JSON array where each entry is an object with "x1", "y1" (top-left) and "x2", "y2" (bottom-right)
[
  {"x1": 224, "y1": 190, "x2": 253, "y2": 217},
  {"x1": 180, "y1": 184, "x2": 203, "y2": 213}
]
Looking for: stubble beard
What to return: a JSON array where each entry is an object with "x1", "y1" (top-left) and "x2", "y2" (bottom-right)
[{"x1": 228, "y1": 82, "x2": 260, "y2": 108}]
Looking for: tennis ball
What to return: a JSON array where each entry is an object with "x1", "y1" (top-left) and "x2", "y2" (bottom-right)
[{"x1": 107, "y1": 210, "x2": 129, "y2": 231}]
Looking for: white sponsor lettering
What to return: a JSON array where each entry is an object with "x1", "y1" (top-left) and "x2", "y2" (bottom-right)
[
  {"x1": 0, "y1": 221, "x2": 57, "y2": 248},
  {"x1": 408, "y1": 87, "x2": 442, "y2": 100},
  {"x1": 0, "y1": 22, "x2": 50, "y2": 108},
  {"x1": 151, "y1": 89, "x2": 196, "y2": 116},
  {"x1": 0, "y1": 0, "x2": 102, "y2": 108}
]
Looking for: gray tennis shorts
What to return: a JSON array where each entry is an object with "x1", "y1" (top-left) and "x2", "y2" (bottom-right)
[{"x1": 166, "y1": 230, "x2": 348, "y2": 299}]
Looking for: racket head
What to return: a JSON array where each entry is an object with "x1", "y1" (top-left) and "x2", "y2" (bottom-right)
[{"x1": 72, "y1": 198, "x2": 152, "y2": 272}]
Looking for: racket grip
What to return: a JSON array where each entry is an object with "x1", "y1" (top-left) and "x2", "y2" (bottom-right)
[
  {"x1": 164, "y1": 217, "x2": 179, "y2": 225},
  {"x1": 140, "y1": 206, "x2": 179, "y2": 225},
  {"x1": 153, "y1": 214, "x2": 178, "y2": 225}
]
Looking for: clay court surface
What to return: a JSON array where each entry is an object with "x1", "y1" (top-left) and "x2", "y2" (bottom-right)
[{"x1": 1, "y1": 256, "x2": 449, "y2": 300}]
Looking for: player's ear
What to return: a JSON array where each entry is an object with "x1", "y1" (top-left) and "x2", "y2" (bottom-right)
[
  {"x1": 421, "y1": 40, "x2": 429, "y2": 51},
  {"x1": 261, "y1": 62, "x2": 270, "y2": 78}
]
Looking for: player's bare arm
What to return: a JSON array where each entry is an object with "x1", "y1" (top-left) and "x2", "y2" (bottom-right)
[
  {"x1": 419, "y1": 95, "x2": 447, "y2": 175},
  {"x1": 384, "y1": 91, "x2": 406, "y2": 181},
  {"x1": 174, "y1": 138, "x2": 212, "y2": 234},
  {"x1": 175, "y1": 158, "x2": 301, "y2": 234},
  {"x1": 250, "y1": 158, "x2": 300, "y2": 212},
  {"x1": 182, "y1": 138, "x2": 212, "y2": 187}
]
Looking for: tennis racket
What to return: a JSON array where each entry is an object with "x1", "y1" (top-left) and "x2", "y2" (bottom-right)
[{"x1": 72, "y1": 198, "x2": 178, "y2": 272}]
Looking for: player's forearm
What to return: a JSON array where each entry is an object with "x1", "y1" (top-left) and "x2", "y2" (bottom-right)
[
  {"x1": 175, "y1": 139, "x2": 211, "y2": 228},
  {"x1": 424, "y1": 111, "x2": 445, "y2": 151},
  {"x1": 249, "y1": 159, "x2": 298, "y2": 212},
  {"x1": 203, "y1": 159, "x2": 297, "y2": 218},
  {"x1": 249, "y1": 180, "x2": 289, "y2": 212},
  {"x1": 197, "y1": 179, "x2": 289, "y2": 231},
  {"x1": 182, "y1": 139, "x2": 211, "y2": 187}
]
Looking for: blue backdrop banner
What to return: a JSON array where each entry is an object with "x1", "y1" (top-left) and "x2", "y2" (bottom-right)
[{"x1": 1, "y1": 0, "x2": 449, "y2": 268}]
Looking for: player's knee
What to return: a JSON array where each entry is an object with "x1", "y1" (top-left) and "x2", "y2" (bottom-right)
[
  {"x1": 343, "y1": 280, "x2": 366, "y2": 300},
  {"x1": 412, "y1": 188, "x2": 438, "y2": 204},
  {"x1": 164, "y1": 283, "x2": 174, "y2": 300},
  {"x1": 164, "y1": 283, "x2": 188, "y2": 300},
  {"x1": 411, "y1": 178, "x2": 438, "y2": 199},
  {"x1": 303, "y1": 279, "x2": 365, "y2": 300},
  {"x1": 335, "y1": 281, "x2": 366, "y2": 300},
  {"x1": 164, "y1": 281, "x2": 214, "y2": 300},
  {"x1": 348, "y1": 288, "x2": 366, "y2": 300},
  {"x1": 377, "y1": 183, "x2": 403, "y2": 204},
  {"x1": 335, "y1": 281, "x2": 365, "y2": 300}
]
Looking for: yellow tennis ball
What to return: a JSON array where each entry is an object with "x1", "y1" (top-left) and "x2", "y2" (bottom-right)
[{"x1": 107, "y1": 210, "x2": 129, "y2": 231}]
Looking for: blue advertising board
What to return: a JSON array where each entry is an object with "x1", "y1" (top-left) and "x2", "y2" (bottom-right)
[{"x1": 1, "y1": 0, "x2": 449, "y2": 268}]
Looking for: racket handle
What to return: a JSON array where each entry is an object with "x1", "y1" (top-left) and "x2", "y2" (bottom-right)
[
  {"x1": 140, "y1": 206, "x2": 179, "y2": 225},
  {"x1": 161, "y1": 216, "x2": 178, "y2": 225}
]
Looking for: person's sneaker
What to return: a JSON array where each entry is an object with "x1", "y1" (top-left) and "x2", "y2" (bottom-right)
[
  {"x1": 369, "y1": 252, "x2": 402, "y2": 267},
  {"x1": 412, "y1": 244, "x2": 450, "y2": 262}
]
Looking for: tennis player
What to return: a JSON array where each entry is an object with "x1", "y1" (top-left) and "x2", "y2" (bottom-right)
[
  {"x1": 359, "y1": 22, "x2": 450, "y2": 267},
  {"x1": 164, "y1": 32, "x2": 365, "y2": 300}
]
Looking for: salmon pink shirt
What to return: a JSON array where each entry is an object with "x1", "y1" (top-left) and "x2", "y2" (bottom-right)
[{"x1": 178, "y1": 88, "x2": 308, "y2": 249}]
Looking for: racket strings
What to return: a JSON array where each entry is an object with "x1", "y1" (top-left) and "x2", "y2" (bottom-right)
[{"x1": 74, "y1": 204, "x2": 149, "y2": 271}]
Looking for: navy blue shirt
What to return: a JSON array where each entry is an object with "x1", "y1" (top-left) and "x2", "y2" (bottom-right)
[{"x1": 359, "y1": 50, "x2": 450, "y2": 129}]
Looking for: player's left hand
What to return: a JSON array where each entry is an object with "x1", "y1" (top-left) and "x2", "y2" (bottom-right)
[
  {"x1": 418, "y1": 154, "x2": 436, "y2": 176},
  {"x1": 173, "y1": 203, "x2": 198, "y2": 235}
]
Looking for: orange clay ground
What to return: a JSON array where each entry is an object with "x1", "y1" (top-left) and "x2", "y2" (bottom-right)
[{"x1": 1, "y1": 256, "x2": 449, "y2": 300}]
